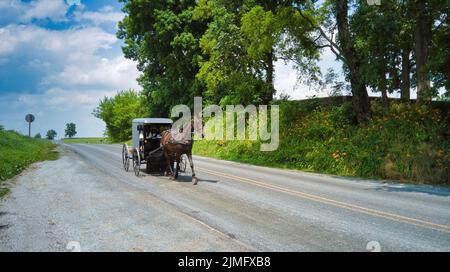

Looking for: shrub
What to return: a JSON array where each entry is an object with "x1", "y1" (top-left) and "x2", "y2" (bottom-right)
[{"x1": 193, "y1": 100, "x2": 450, "y2": 185}]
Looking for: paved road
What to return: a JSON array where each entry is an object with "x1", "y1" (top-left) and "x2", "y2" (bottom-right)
[{"x1": 1, "y1": 144, "x2": 449, "y2": 251}]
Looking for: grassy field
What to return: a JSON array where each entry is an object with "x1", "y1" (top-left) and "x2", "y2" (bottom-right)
[
  {"x1": 0, "y1": 130, "x2": 58, "y2": 197},
  {"x1": 193, "y1": 98, "x2": 450, "y2": 185},
  {"x1": 63, "y1": 137, "x2": 111, "y2": 144}
]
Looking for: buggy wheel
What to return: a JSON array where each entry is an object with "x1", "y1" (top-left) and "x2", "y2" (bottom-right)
[
  {"x1": 133, "y1": 148, "x2": 141, "y2": 176},
  {"x1": 122, "y1": 144, "x2": 130, "y2": 172}
]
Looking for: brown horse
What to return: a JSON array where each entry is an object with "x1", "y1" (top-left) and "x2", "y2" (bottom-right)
[{"x1": 161, "y1": 118, "x2": 202, "y2": 185}]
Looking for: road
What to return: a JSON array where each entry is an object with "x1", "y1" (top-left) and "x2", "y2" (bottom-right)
[{"x1": 1, "y1": 144, "x2": 449, "y2": 251}]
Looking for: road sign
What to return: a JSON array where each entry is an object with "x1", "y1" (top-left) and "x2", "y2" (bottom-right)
[
  {"x1": 25, "y1": 114, "x2": 35, "y2": 123},
  {"x1": 25, "y1": 114, "x2": 35, "y2": 137}
]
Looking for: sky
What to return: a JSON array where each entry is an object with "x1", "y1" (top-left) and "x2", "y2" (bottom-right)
[{"x1": 0, "y1": 0, "x2": 344, "y2": 138}]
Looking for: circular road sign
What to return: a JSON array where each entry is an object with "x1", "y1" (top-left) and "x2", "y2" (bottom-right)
[{"x1": 25, "y1": 114, "x2": 35, "y2": 123}]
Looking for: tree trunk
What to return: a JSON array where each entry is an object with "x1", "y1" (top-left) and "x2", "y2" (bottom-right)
[
  {"x1": 400, "y1": 47, "x2": 411, "y2": 100},
  {"x1": 414, "y1": 0, "x2": 432, "y2": 102},
  {"x1": 349, "y1": 70, "x2": 371, "y2": 122},
  {"x1": 264, "y1": 49, "x2": 275, "y2": 104},
  {"x1": 379, "y1": 57, "x2": 389, "y2": 113},
  {"x1": 336, "y1": 0, "x2": 370, "y2": 122}
]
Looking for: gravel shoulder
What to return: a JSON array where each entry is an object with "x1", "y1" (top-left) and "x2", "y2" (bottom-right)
[{"x1": 0, "y1": 146, "x2": 248, "y2": 252}]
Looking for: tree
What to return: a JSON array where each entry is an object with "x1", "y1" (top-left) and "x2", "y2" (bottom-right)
[
  {"x1": 425, "y1": 0, "x2": 450, "y2": 98},
  {"x1": 93, "y1": 90, "x2": 149, "y2": 142},
  {"x1": 46, "y1": 130, "x2": 57, "y2": 140},
  {"x1": 397, "y1": 0, "x2": 415, "y2": 101},
  {"x1": 292, "y1": 0, "x2": 371, "y2": 122},
  {"x1": 194, "y1": 0, "x2": 320, "y2": 105},
  {"x1": 350, "y1": 0, "x2": 449, "y2": 104},
  {"x1": 350, "y1": 0, "x2": 403, "y2": 112},
  {"x1": 34, "y1": 133, "x2": 41, "y2": 139},
  {"x1": 194, "y1": 0, "x2": 264, "y2": 105},
  {"x1": 413, "y1": 0, "x2": 432, "y2": 102},
  {"x1": 65, "y1": 123, "x2": 77, "y2": 138},
  {"x1": 118, "y1": 0, "x2": 207, "y2": 116}
]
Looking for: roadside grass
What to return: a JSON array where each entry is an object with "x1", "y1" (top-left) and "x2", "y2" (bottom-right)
[
  {"x1": 193, "y1": 99, "x2": 450, "y2": 185},
  {"x1": 0, "y1": 130, "x2": 58, "y2": 197},
  {"x1": 63, "y1": 137, "x2": 112, "y2": 144}
]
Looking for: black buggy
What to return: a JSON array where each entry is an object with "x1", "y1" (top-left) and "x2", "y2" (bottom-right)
[{"x1": 122, "y1": 118, "x2": 187, "y2": 176}]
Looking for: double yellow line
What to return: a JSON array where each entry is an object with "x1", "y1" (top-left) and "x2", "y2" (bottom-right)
[{"x1": 197, "y1": 167, "x2": 450, "y2": 234}]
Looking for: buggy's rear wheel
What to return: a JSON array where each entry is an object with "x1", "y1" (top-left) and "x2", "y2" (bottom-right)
[
  {"x1": 122, "y1": 144, "x2": 130, "y2": 172},
  {"x1": 133, "y1": 148, "x2": 141, "y2": 176}
]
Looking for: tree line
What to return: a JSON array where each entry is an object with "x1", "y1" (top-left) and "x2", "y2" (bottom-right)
[
  {"x1": 33, "y1": 123, "x2": 77, "y2": 140},
  {"x1": 103, "y1": 0, "x2": 448, "y2": 127}
]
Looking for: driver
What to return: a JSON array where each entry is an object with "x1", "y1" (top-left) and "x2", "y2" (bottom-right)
[{"x1": 149, "y1": 128, "x2": 159, "y2": 139}]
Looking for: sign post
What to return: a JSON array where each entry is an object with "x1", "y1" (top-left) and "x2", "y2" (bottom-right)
[{"x1": 25, "y1": 114, "x2": 35, "y2": 137}]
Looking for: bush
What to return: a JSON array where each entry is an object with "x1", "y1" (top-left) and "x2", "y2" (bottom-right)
[
  {"x1": 193, "y1": 100, "x2": 450, "y2": 185},
  {"x1": 0, "y1": 130, "x2": 58, "y2": 186},
  {"x1": 93, "y1": 90, "x2": 149, "y2": 142}
]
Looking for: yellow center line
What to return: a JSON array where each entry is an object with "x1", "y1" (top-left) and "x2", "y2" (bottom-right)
[{"x1": 197, "y1": 167, "x2": 450, "y2": 234}]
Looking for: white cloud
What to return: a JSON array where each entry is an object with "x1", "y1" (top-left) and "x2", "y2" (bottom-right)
[
  {"x1": 0, "y1": 24, "x2": 140, "y2": 91},
  {"x1": 275, "y1": 60, "x2": 333, "y2": 100},
  {"x1": 22, "y1": 0, "x2": 69, "y2": 22},
  {"x1": 0, "y1": 10, "x2": 142, "y2": 137},
  {"x1": 0, "y1": 0, "x2": 70, "y2": 25},
  {"x1": 0, "y1": 24, "x2": 116, "y2": 57},
  {"x1": 17, "y1": 88, "x2": 117, "y2": 110},
  {"x1": 51, "y1": 56, "x2": 140, "y2": 90},
  {"x1": 274, "y1": 46, "x2": 347, "y2": 100},
  {"x1": 74, "y1": 5, "x2": 124, "y2": 25}
]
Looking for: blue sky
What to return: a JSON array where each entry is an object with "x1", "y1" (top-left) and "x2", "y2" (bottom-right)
[{"x1": 0, "y1": 0, "x2": 344, "y2": 138}]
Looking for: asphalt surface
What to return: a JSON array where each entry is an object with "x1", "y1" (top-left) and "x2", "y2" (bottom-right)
[{"x1": 0, "y1": 143, "x2": 449, "y2": 251}]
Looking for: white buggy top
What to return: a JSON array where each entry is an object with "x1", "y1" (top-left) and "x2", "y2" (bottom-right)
[{"x1": 131, "y1": 118, "x2": 173, "y2": 149}]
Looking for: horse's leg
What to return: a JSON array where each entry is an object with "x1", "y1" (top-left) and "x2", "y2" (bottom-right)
[
  {"x1": 164, "y1": 151, "x2": 175, "y2": 179},
  {"x1": 187, "y1": 152, "x2": 197, "y2": 185},
  {"x1": 174, "y1": 155, "x2": 180, "y2": 179}
]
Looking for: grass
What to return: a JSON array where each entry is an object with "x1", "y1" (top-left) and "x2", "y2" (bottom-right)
[
  {"x1": 193, "y1": 99, "x2": 450, "y2": 185},
  {"x1": 63, "y1": 137, "x2": 111, "y2": 144},
  {"x1": 0, "y1": 129, "x2": 59, "y2": 197}
]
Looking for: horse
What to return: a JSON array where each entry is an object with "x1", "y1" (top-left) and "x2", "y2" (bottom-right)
[{"x1": 160, "y1": 118, "x2": 203, "y2": 185}]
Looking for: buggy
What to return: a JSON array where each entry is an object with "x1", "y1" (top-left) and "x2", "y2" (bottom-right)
[{"x1": 122, "y1": 118, "x2": 187, "y2": 176}]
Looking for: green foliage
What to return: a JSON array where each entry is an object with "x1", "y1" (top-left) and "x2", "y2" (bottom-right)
[
  {"x1": 65, "y1": 123, "x2": 77, "y2": 138},
  {"x1": 428, "y1": 3, "x2": 450, "y2": 95},
  {"x1": 195, "y1": 0, "x2": 321, "y2": 105},
  {"x1": 194, "y1": 100, "x2": 450, "y2": 185},
  {"x1": 34, "y1": 133, "x2": 42, "y2": 139},
  {"x1": 0, "y1": 130, "x2": 58, "y2": 194},
  {"x1": 93, "y1": 90, "x2": 149, "y2": 142},
  {"x1": 118, "y1": 0, "x2": 206, "y2": 116},
  {"x1": 118, "y1": 0, "x2": 324, "y2": 110},
  {"x1": 46, "y1": 129, "x2": 57, "y2": 140},
  {"x1": 240, "y1": 6, "x2": 278, "y2": 60}
]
